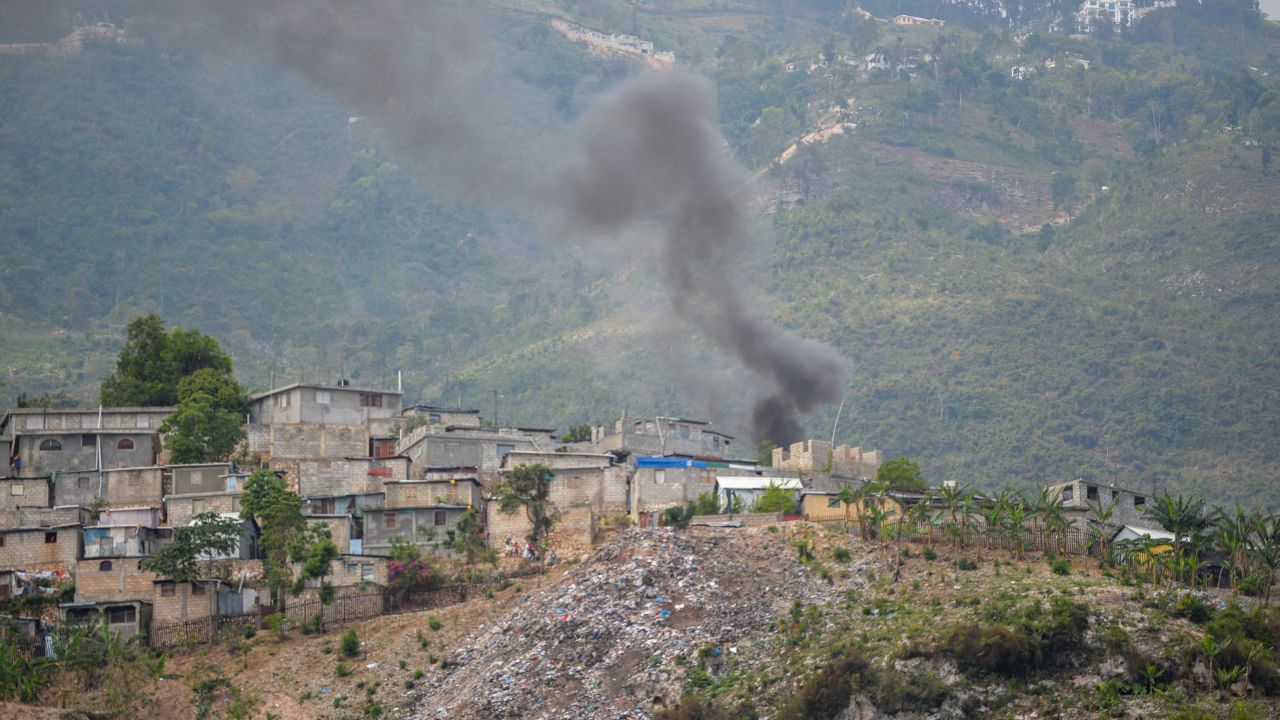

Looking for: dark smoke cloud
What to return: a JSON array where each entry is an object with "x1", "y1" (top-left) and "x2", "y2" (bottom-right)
[
  {"x1": 554, "y1": 72, "x2": 848, "y2": 443},
  {"x1": 151, "y1": 1, "x2": 847, "y2": 444}
]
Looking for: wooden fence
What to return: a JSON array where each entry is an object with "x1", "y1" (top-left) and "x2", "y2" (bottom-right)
[{"x1": 149, "y1": 565, "x2": 544, "y2": 648}]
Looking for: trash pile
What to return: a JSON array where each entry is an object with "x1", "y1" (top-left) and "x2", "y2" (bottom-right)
[{"x1": 412, "y1": 525, "x2": 864, "y2": 719}]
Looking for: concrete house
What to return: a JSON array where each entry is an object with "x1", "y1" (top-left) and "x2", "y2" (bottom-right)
[
  {"x1": 362, "y1": 505, "x2": 473, "y2": 556},
  {"x1": 396, "y1": 425, "x2": 554, "y2": 478},
  {"x1": 0, "y1": 525, "x2": 82, "y2": 572},
  {"x1": 593, "y1": 416, "x2": 735, "y2": 458},
  {"x1": 1050, "y1": 478, "x2": 1150, "y2": 532},
  {"x1": 60, "y1": 600, "x2": 151, "y2": 641},
  {"x1": 1, "y1": 477, "x2": 52, "y2": 527},
  {"x1": 773, "y1": 440, "x2": 881, "y2": 480},
  {"x1": 54, "y1": 466, "x2": 165, "y2": 510},
  {"x1": 296, "y1": 456, "x2": 409, "y2": 514},
  {"x1": 401, "y1": 405, "x2": 483, "y2": 427},
  {"x1": 2, "y1": 407, "x2": 171, "y2": 479},
  {"x1": 166, "y1": 467, "x2": 254, "y2": 527},
  {"x1": 385, "y1": 475, "x2": 483, "y2": 511},
  {"x1": 246, "y1": 382, "x2": 404, "y2": 465}
]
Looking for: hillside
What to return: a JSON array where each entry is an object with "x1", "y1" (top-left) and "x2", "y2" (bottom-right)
[
  {"x1": 11, "y1": 524, "x2": 1280, "y2": 719},
  {"x1": 1, "y1": 1, "x2": 1278, "y2": 502}
]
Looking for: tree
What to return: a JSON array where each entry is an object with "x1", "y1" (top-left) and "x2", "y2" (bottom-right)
[
  {"x1": 559, "y1": 424, "x2": 592, "y2": 443},
  {"x1": 241, "y1": 468, "x2": 306, "y2": 608},
  {"x1": 754, "y1": 481, "x2": 797, "y2": 513},
  {"x1": 495, "y1": 464, "x2": 557, "y2": 553},
  {"x1": 140, "y1": 512, "x2": 241, "y2": 582},
  {"x1": 443, "y1": 508, "x2": 494, "y2": 565},
  {"x1": 836, "y1": 484, "x2": 858, "y2": 534},
  {"x1": 291, "y1": 524, "x2": 339, "y2": 628},
  {"x1": 876, "y1": 458, "x2": 925, "y2": 491},
  {"x1": 160, "y1": 369, "x2": 247, "y2": 463},
  {"x1": 100, "y1": 315, "x2": 237, "y2": 407},
  {"x1": 1150, "y1": 492, "x2": 1209, "y2": 583},
  {"x1": 1051, "y1": 172, "x2": 1077, "y2": 221},
  {"x1": 1089, "y1": 496, "x2": 1119, "y2": 565}
]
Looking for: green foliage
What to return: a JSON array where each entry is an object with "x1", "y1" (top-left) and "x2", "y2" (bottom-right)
[
  {"x1": 753, "y1": 482, "x2": 798, "y2": 514},
  {"x1": 442, "y1": 508, "x2": 494, "y2": 565},
  {"x1": 559, "y1": 423, "x2": 592, "y2": 443},
  {"x1": 340, "y1": 629, "x2": 360, "y2": 658},
  {"x1": 495, "y1": 464, "x2": 557, "y2": 549},
  {"x1": 290, "y1": 524, "x2": 340, "y2": 612},
  {"x1": 1051, "y1": 558, "x2": 1071, "y2": 576},
  {"x1": 775, "y1": 648, "x2": 869, "y2": 720},
  {"x1": 946, "y1": 598, "x2": 1090, "y2": 677},
  {"x1": 241, "y1": 468, "x2": 305, "y2": 604},
  {"x1": 141, "y1": 511, "x2": 242, "y2": 582},
  {"x1": 875, "y1": 458, "x2": 925, "y2": 491},
  {"x1": 99, "y1": 315, "x2": 236, "y2": 407}
]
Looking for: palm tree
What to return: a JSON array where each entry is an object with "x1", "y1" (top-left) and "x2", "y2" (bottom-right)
[
  {"x1": 1213, "y1": 505, "x2": 1257, "y2": 593},
  {"x1": 1249, "y1": 516, "x2": 1280, "y2": 605},
  {"x1": 1005, "y1": 494, "x2": 1031, "y2": 561},
  {"x1": 1089, "y1": 496, "x2": 1119, "y2": 564},
  {"x1": 1150, "y1": 492, "x2": 1209, "y2": 584},
  {"x1": 938, "y1": 483, "x2": 966, "y2": 547},
  {"x1": 982, "y1": 488, "x2": 1013, "y2": 550},
  {"x1": 836, "y1": 484, "x2": 859, "y2": 535}
]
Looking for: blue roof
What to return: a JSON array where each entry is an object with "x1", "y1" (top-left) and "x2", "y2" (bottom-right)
[{"x1": 636, "y1": 456, "x2": 708, "y2": 469}]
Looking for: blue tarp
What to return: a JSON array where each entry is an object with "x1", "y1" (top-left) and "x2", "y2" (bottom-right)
[{"x1": 635, "y1": 456, "x2": 708, "y2": 469}]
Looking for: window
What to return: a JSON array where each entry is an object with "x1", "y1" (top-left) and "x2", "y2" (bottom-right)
[
  {"x1": 39, "y1": 439, "x2": 62, "y2": 451},
  {"x1": 192, "y1": 583, "x2": 206, "y2": 596},
  {"x1": 384, "y1": 513, "x2": 396, "y2": 529},
  {"x1": 434, "y1": 511, "x2": 447, "y2": 527},
  {"x1": 1086, "y1": 485, "x2": 1098, "y2": 502},
  {"x1": 9, "y1": 484, "x2": 22, "y2": 496},
  {"x1": 361, "y1": 564, "x2": 374, "y2": 581},
  {"x1": 316, "y1": 390, "x2": 331, "y2": 405},
  {"x1": 345, "y1": 563, "x2": 357, "y2": 575},
  {"x1": 161, "y1": 584, "x2": 175, "y2": 597},
  {"x1": 190, "y1": 471, "x2": 204, "y2": 486},
  {"x1": 45, "y1": 532, "x2": 57, "y2": 544},
  {"x1": 99, "y1": 561, "x2": 113, "y2": 572},
  {"x1": 679, "y1": 425, "x2": 690, "y2": 440},
  {"x1": 654, "y1": 470, "x2": 665, "y2": 485},
  {"x1": 428, "y1": 413, "x2": 441, "y2": 423},
  {"x1": 82, "y1": 434, "x2": 97, "y2": 449},
  {"x1": 827, "y1": 498, "x2": 842, "y2": 508},
  {"x1": 1134, "y1": 496, "x2": 1146, "y2": 510},
  {"x1": 0, "y1": 535, "x2": 5, "y2": 547},
  {"x1": 77, "y1": 476, "x2": 89, "y2": 490},
  {"x1": 106, "y1": 606, "x2": 136, "y2": 624},
  {"x1": 496, "y1": 443, "x2": 514, "y2": 460},
  {"x1": 359, "y1": 393, "x2": 383, "y2": 408},
  {"x1": 136, "y1": 414, "x2": 150, "y2": 429},
  {"x1": 312, "y1": 498, "x2": 336, "y2": 515},
  {"x1": 1061, "y1": 486, "x2": 1073, "y2": 501},
  {"x1": 116, "y1": 438, "x2": 135, "y2": 451}
]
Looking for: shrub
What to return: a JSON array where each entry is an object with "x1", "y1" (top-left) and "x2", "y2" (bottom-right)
[
  {"x1": 922, "y1": 546, "x2": 937, "y2": 561},
  {"x1": 335, "y1": 663, "x2": 351, "y2": 678},
  {"x1": 832, "y1": 548, "x2": 852, "y2": 563},
  {"x1": 946, "y1": 624, "x2": 1035, "y2": 676},
  {"x1": 340, "y1": 629, "x2": 360, "y2": 658},
  {"x1": 1172, "y1": 594, "x2": 1216, "y2": 624},
  {"x1": 1051, "y1": 558, "x2": 1070, "y2": 575},
  {"x1": 428, "y1": 617, "x2": 443, "y2": 632},
  {"x1": 775, "y1": 649, "x2": 869, "y2": 719},
  {"x1": 241, "y1": 625, "x2": 256, "y2": 639},
  {"x1": 956, "y1": 558, "x2": 978, "y2": 571}
]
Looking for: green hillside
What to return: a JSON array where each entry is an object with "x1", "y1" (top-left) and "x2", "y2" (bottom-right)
[{"x1": 1, "y1": 1, "x2": 1278, "y2": 504}]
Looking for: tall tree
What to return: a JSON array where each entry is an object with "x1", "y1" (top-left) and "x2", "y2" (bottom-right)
[
  {"x1": 876, "y1": 458, "x2": 925, "y2": 491},
  {"x1": 140, "y1": 512, "x2": 242, "y2": 582},
  {"x1": 99, "y1": 314, "x2": 237, "y2": 407},
  {"x1": 241, "y1": 468, "x2": 306, "y2": 607},
  {"x1": 495, "y1": 464, "x2": 558, "y2": 554},
  {"x1": 159, "y1": 369, "x2": 247, "y2": 463}
]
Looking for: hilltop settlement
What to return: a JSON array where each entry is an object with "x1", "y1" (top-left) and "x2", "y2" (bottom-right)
[{"x1": 0, "y1": 320, "x2": 1175, "y2": 654}]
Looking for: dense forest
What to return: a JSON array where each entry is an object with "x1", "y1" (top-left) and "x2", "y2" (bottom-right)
[{"x1": 1, "y1": 0, "x2": 1277, "y2": 504}]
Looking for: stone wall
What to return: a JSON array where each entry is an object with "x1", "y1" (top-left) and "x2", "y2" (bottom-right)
[
  {"x1": 489, "y1": 504, "x2": 594, "y2": 558},
  {"x1": 0, "y1": 478, "x2": 52, "y2": 524},
  {"x1": 16, "y1": 506, "x2": 90, "y2": 527},
  {"x1": 151, "y1": 581, "x2": 218, "y2": 625},
  {"x1": 631, "y1": 466, "x2": 717, "y2": 516},
  {"x1": 297, "y1": 458, "x2": 391, "y2": 498},
  {"x1": 773, "y1": 440, "x2": 880, "y2": 479},
  {"x1": 166, "y1": 493, "x2": 242, "y2": 527},
  {"x1": 384, "y1": 480, "x2": 481, "y2": 509}
]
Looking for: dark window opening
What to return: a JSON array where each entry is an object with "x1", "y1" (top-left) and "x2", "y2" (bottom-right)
[
  {"x1": 434, "y1": 511, "x2": 447, "y2": 526},
  {"x1": 161, "y1": 584, "x2": 175, "y2": 597},
  {"x1": 191, "y1": 583, "x2": 206, "y2": 596},
  {"x1": 116, "y1": 438, "x2": 135, "y2": 450},
  {"x1": 1086, "y1": 485, "x2": 1098, "y2": 501},
  {"x1": 39, "y1": 439, "x2": 62, "y2": 452},
  {"x1": 44, "y1": 532, "x2": 57, "y2": 544},
  {"x1": 99, "y1": 561, "x2": 113, "y2": 572},
  {"x1": 1134, "y1": 496, "x2": 1146, "y2": 509},
  {"x1": 359, "y1": 393, "x2": 383, "y2": 408},
  {"x1": 106, "y1": 606, "x2": 136, "y2": 624},
  {"x1": 82, "y1": 434, "x2": 97, "y2": 449},
  {"x1": 385, "y1": 513, "x2": 396, "y2": 529}
]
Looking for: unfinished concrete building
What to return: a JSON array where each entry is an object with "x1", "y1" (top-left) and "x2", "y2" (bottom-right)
[{"x1": 772, "y1": 440, "x2": 881, "y2": 480}]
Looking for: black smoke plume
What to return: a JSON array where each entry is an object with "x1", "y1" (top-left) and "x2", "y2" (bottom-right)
[{"x1": 152, "y1": 1, "x2": 848, "y2": 444}]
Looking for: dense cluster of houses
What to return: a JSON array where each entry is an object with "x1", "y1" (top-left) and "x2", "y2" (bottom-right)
[{"x1": 0, "y1": 378, "x2": 1169, "y2": 643}]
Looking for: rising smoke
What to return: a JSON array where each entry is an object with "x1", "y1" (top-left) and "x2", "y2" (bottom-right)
[{"x1": 156, "y1": 0, "x2": 848, "y2": 444}]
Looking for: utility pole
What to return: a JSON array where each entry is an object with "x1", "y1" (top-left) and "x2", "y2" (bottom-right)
[{"x1": 492, "y1": 390, "x2": 498, "y2": 428}]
